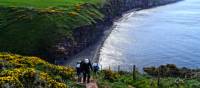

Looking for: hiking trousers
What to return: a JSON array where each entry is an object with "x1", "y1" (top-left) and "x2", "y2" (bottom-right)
[{"x1": 83, "y1": 71, "x2": 90, "y2": 83}]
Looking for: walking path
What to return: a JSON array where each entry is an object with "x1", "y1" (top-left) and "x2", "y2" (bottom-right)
[
  {"x1": 76, "y1": 77, "x2": 98, "y2": 88},
  {"x1": 86, "y1": 82, "x2": 98, "y2": 88},
  {"x1": 86, "y1": 78, "x2": 98, "y2": 88}
]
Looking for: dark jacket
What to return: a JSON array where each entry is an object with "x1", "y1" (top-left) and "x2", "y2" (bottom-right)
[{"x1": 80, "y1": 60, "x2": 93, "y2": 73}]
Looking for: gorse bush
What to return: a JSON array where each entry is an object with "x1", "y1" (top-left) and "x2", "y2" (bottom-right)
[
  {"x1": 103, "y1": 70, "x2": 120, "y2": 82},
  {"x1": 0, "y1": 52, "x2": 75, "y2": 88},
  {"x1": 0, "y1": 76, "x2": 23, "y2": 88}
]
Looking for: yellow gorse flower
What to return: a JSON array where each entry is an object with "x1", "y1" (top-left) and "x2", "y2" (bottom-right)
[{"x1": 0, "y1": 52, "x2": 74, "y2": 88}]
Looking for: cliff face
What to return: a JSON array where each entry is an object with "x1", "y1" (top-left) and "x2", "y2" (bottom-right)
[{"x1": 51, "y1": 0, "x2": 181, "y2": 63}]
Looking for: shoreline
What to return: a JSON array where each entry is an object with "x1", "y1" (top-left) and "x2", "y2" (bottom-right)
[
  {"x1": 63, "y1": 9, "x2": 139, "y2": 66},
  {"x1": 60, "y1": 0, "x2": 183, "y2": 67}
]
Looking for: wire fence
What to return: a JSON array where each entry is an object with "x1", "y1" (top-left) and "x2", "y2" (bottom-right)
[
  {"x1": 97, "y1": 64, "x2": 200, "y2": 88},
  {"x1": 101, "y1": 64, "x2": 138, "y2": 73}
]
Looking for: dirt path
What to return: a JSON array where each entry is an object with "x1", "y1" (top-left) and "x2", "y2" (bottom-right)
[
  {"x1": 86, "y1": 82, "x2": 98, "y2": 88},
  {"x1": 85, "y1": 78, "x2": 98, "y2": 88},
  {"x1": 76, "y1": 77, "x2": 98, "y2": 88}
]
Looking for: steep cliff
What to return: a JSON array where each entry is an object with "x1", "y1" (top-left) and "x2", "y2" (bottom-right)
[
  {"x1": 0, "y1": 0, "x2": 181, "y2": 63},
  {"x1": 52, "y1": 0, "x2": 181, "y2": 63}
]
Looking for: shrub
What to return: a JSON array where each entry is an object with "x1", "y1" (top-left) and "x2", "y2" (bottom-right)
[
  {"x1": 0, "y1": 76, "x2": 23, "y2": 88},
  {"x1": 103, "y1": 70, "x2": 120, "y2": 82},
  {"x1": 0, "y1": 52, "x2": 75, "y2": 88}
]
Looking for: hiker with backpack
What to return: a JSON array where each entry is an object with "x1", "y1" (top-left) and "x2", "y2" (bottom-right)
[
  {"x1": 80, "y1": 59, "x2": 93, "y2": 83},
  {"x1": 92, "y1": 63, "x2": 99, "y2": 74},
  {"x1": 92, "y1": 62, "x2": 100, "y2": 78},
  {"x1": 76, "y1": 60, "x2": 82, "y2": 82}
]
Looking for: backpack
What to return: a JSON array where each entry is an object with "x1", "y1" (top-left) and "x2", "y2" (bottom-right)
[
  {"x1": 93, "y1": 63, "x2": 99, "y2": 71},
  {"x1": 76, "y1": 63, "x2": 80, "y2": 68}
]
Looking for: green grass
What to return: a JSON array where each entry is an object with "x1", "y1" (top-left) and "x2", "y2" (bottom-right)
[
  {"x1": 96, "y1": 70, "x2": 200, "y2": 88},
  {"x1": 0, "y1": 0, "x2": 103, "y2": 8},
  {"x1": 0, "y1": 0, "x2": 104, "y2": 58}
]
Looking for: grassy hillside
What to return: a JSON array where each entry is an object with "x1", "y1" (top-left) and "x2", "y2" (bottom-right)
[{"x1": 0, "y1": 0, "x2": 104, "y2": 58}]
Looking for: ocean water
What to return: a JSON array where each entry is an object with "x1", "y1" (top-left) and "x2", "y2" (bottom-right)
[{"x1": 99, "y1": 0, "x2": 200, "y2": 70}]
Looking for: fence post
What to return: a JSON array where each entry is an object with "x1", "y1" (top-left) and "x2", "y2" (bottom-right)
[
  {"x1": 101, "y1": 65, "x2": 103, "y2": 71},
  {"x1": 157, "y1": 68, "x2": 160, "y2": 88},
  {"x1": 118, "y1": 65, "x2": 120, "y2": 72},
  {"x1": 109, "y1": 65, "x2": 111, "y2": 70},
  {"x1": 133, "y1": 65, "x2": 136, "y2": 80}
]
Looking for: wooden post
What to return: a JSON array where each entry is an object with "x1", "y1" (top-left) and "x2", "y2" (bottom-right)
[
  {"x1": 150, "y1": 79, "x2": 154, "y2": 88},
  {"x1": 133, "y1": 65, "x2": 136, "y2": 80},
  {"x1": 109, "y1": 66, "x2": 111, "y2": 71},
  {"x1": 118, "y1": 65, "x2": 120, "y2": 72},
  {"x1": 157, "y1": 68, "x2": 160, "y2": 88}
]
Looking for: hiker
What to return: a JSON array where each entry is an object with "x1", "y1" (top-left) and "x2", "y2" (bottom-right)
[
  {"x1": 76, "y1": 61, "x2": 82, "y2": 82},
  {"x1": 92, "y1": 63, "x2": 99, "y2": 74},
  {"x1": 92, "y1": 63, "x2": 100, "y2": 78},
  {"x1": 80, "y1": 59, "x2": 93, "y2": 83}
]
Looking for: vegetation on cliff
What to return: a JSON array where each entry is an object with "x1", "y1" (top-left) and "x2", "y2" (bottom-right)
[
  {"x1": 0, "y1": 0, "x2": 104, "y2": 60},
  {"x1": 0, "y1": 0, "x2": 104, "y2": 8}
]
